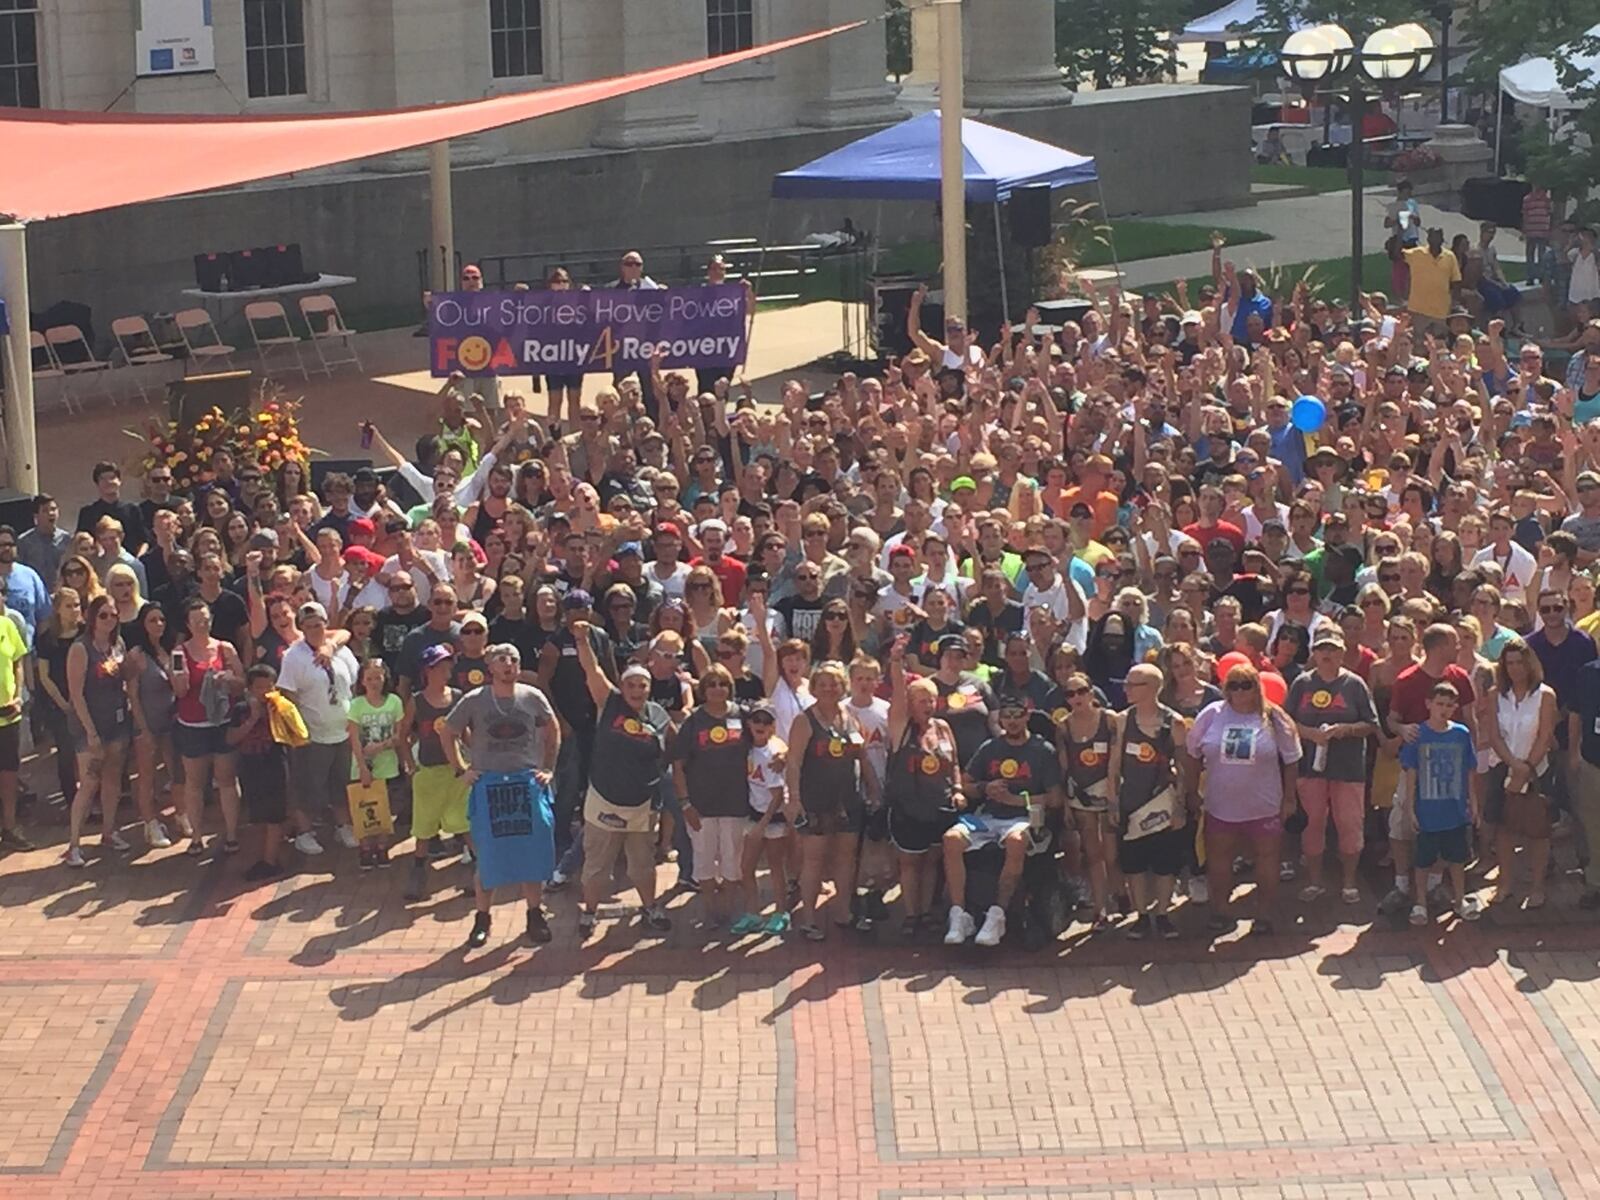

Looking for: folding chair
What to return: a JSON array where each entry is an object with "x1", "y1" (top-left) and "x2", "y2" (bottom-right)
[
  {"x1": 45, "y1": 324, "x2": 117, "y2": 405},
  {"x1": 244, "y1": 300, "x2": 307, "y2": 380},
  {"x1": 173, "y1": 307, "x2": 237, "y2": 374},
  {"x1": 29, "y1": 331, "x2": 79, "y2": 415},
  {"x1": 298, "y1": 293, "x2": 363, "y2": 375},
  {"x1": 110, "y1": 316, "x2": 176, "y2": 403}
]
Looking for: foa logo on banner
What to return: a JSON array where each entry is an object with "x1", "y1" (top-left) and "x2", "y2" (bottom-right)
[{"x1": 429, "y1": 284, "x2": 748, "y2": 377}]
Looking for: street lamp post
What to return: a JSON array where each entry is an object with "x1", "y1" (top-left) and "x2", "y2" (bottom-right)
[{"x1": 1281, "y1": 22, "x2": 1431, "y2": 304}]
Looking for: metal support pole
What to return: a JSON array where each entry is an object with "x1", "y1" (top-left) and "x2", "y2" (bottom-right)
[
  {"x1": 1095, "y1": 178, "x2": 1123, "y2": 289},
  {"x1": 428, "y1": 141, "x2": 455, "y2": 293},
  {"x1": 1350, "y1": 84, "x2": 1366, "y2": 303},
  {"x1": 993, "y1": 201, "x2": 1010, "y2": 327},
  {"x1": 937, "y1": 0, "x2": 966, "y2": 322},
  {"x1": 0, "y1": 224, "x2": 37, "y2": 496},
  {"x1": 1438, "y1": 12, "x2": 1451, "y2": 124}
]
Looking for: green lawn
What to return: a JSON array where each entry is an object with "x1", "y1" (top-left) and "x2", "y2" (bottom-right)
[
  {"x1": 784, "y1": 220, "x2": 1270, "y2": 307},
  {"x1": 1150, "y1": 253, "x2": 1527, "y2": 306},
  {"x1": 1251, "y1": 162, "x2": 1393, "y2": 194}
]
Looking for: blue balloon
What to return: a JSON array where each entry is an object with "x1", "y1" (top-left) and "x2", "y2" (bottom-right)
[{"x1": 1290, "y1": 395, "x2": 1326, "y2": 433}]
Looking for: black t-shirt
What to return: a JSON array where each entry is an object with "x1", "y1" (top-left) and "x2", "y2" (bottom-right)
[
  {"x1": 672, "y1": 706, "x2": 750, "y2": 817},
  {"x1": 76, "y1": 498, "x2": 147, "y2": 552},
  {"x1": 398, "y1": 621, "x2": 461, "y2": 690},
  {"x1": 1213, "y1": 573, "x2": 1277, "y2": 625},
  {"x1": 451, "y1": 654, "x2": 491, "y2": 693},
  {"x1": 486, "y1": 613, "x2": 542, "y2": 668},
  {"x1": 964, "y1": 734, "x2": 1062, "y2": 818},
  {"x1": 374, "y1": 607, "x2": 429, "y2": 676},
  {"x1": 589, "y1": 692, "x2": 669, "y2": 808},
  {"x1": 909, "y1": 618, "x2": 966, "y2": 667},
  {"x1": 774, "y1": 594, "x2": 825, "y2": 643},
  {"x1": 544, "y1": 626, "x2": 617, "y2": 728},
  {"x1": 993, "y1": 668, "x2": 1057, "y2": 741},
  {"x1": 198, "y1": 586, "x2": 249, "y2": 654},
  {"x1": 964, "y1": 599, "x2": 1024, "y2": 666},
  {"x1": 932, "y1": 672, "x2": 996, "y2": 765}
]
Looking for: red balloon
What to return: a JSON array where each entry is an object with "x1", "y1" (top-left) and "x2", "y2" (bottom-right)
[
  {"x1": 1215, "y1": 651, "x2": 1252, "y2": 683},
  {"x1": 1260, "y1": 671, "x2": 1288, "y2": 705}
]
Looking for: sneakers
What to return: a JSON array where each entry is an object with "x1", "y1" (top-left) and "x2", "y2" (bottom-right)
[
  {"x1": 1186, "y1": 876, "x2": 1209, "y2": 905},
  {"x1": 944, "y1": 905, "x2": 976, "y2": 945},
  {"x1": 642, "y1": 906, "x2": 672, "y2": 933},
  {"x1": 243, "y1": 859, "x2": 283, "y2": 882},
  {"x1": 974, "y1": 905, "x2": 1007, "y2": 947},
  {"x1": 729, "y1": 913, "x2": 765, "y2": 936},
  {"x1": 403, "y1": 860, "x2": 428, "y2": 902},
  {"x1": 1379, "y1": 887, "x2": 1411, "y2": 916},
  {"x1": 334, "y1": 825, "x2": 359, "y2": 850},
  {"x1": 526, "y1": 908, "x2": 552, "y2": 944},
  {"x1": 1153, "y1": 913, "x2": 1179, "y2": 940},
  {"x1": 1341, "y1": 886, "x2": 1362, "y2": 905},
  {"x1": 1456, "y1": 895, "x2": 1483, "y2": 922},
  {"x1": 1409, "y1": 904, "x2": 1429, "y2": 927},
  {"x1": 1278, "y1": 860, "x2": 1297, "y2": 882},
  {"x1": 1298, "y1": 884, "x2": 1326, "y2": 903},
  {"x1": 293, "y1": 831, "x2": 325, "y2": 856},
  {"x1": 466, "y1": 911, "x2": 491, "y2": 948},
  {"x1": 0, "y1": 826, "x2": 35, "y2": 851},
  {"x1": 459, "y1": 841, "x2": 474, "y2": 866},
  {"x1": 545, "y1": 868, "x2": 569, "y2": 893},
  {"x1": 1126, "y1": 913, "x2": 1153, "y2": 941},
  {"x1": 107, "y1": 829, "x2": 131, "y2": 852},
  {"x1": 63, "y1": 845, "x2": 86, "y2": 869},
  {"x1": 145, "y1": 820, "x2": 172, "y2": 849},
  {"x1": 359, "y1": 848, "x2": 375, "y2": 871},
  {"x1": 763, "y1": 911, "x2": 791, "y2": 936},
  {"x1": 577, "y1": 908, "x2": 598, "y2": 935}
]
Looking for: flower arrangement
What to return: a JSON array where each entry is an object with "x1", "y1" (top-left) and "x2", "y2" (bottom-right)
[
  {"x1": 1390, "y1": 145, "x2": 1442, "y2": 173},
  {"x1": 128, "y1": 385, "x2": 315, "y2": 491}
]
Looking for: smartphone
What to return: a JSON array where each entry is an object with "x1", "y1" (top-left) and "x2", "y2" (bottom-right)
[
  {"x1": 360, "y1": 421, "x2": 374, "y2": 450},
  {"x1": 170, "y1": 646, "x2": 187, "y2": 676}
]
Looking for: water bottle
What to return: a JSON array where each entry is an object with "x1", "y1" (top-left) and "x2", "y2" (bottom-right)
[{"x1": 1313, "y1": 725, "x2": 1328, "y2": 773}]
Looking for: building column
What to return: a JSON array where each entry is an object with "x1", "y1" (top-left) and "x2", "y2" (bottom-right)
[
  {"x1": 964, "y1": 0, "x2": 1067, "y2": 110},
  {"x1": 799, "y1": 0, "x2": 904, "y2": 128},
  {"x1": 592, "y1": 0, "x2": 712, "y2": 149}
]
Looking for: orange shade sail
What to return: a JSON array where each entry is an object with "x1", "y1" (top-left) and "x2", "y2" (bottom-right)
[{"x1": 0, "y1": 20, "x2": 860, "y2": 223}]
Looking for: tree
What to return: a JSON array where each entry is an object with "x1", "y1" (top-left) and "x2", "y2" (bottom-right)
[
  {"x1": 1056, "y1": 0, "x2": 1185, "y2": 89},
  {"x1": 1460, "y1": 0, "x2": 1600, "y2": 210},
  {"x1": 886, "y1": 0, "x2": 912, "y2": 82},
  {"x1": 1253, "y1": 0, "x2": 1423, "y2": 38}
]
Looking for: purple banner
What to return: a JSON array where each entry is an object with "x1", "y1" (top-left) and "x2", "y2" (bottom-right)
[{"x1": 429, "y1": 283, "x2": 748, "y2": 377}]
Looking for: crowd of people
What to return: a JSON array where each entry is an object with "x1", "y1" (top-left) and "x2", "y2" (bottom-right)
[{"x1": 9, "y1": 241, "x2": 1600, "y2": 950}]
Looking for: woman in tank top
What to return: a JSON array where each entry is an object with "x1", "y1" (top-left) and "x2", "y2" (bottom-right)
[
  {"x1": 785, "y1": 660, "x2": 879, "y2": 941},
  {"x1": 885, "y1": 640, "x2": 960, "y2": 936},
  {"x1": 126, "y1": 603, "x2": 177, "y2": 850},
  {"x1": 1057, "y1": 671, "x2": 1120, "y2": 930},
  {"x1": 64, "y1": 594, "x2": 133, "y2": 868},
  {"x1": 171, "y1": 597, "x2": 246, "y2": 858}
]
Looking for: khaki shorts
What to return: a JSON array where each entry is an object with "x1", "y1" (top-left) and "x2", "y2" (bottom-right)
[
  {"x1": 411, "y1": 763, "x2": 469, "y2": 841},
  {"x1": 582, "y1": 785, "x2": 658, "y2": 885},
  {"x1": 1387, "y1": 776, "x2": 1417, "y2": 842}
]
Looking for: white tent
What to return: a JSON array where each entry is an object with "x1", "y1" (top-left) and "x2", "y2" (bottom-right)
[
  {"x1": 1177, "y1": 0, "x2": 1302, "y2": 44},
  {"x1": 1499, "y1": 22, "x2": 1600, "y2": 110}
]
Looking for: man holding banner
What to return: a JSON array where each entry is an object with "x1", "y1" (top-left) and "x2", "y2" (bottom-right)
[{"x1": 442, "y1": 641, "x2": 560, "y2": 950}]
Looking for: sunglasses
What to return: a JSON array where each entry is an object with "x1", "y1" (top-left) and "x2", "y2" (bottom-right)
[
  {"x1": 1286, "y1": 586, "x2": 1311, "y2": 596},
  {"x1": 1540, "y1": 605, "x2": 1567, "y2": 615},
  {"x1": 1225, "y1": 680, "x2": 1257, "y2": 693},
  {"x1": 824, "y1": 612, "x2": 847, "y2": 622},
  {"x1": 1065, "y1": 686, "x2": 1091, "y2": 698}
]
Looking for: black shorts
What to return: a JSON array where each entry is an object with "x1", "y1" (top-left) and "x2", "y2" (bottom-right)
[
  {"x1": 1415, "y1": 823, "x2": 1471, "y2": 868},
  {"x1": 797, "y1": 794, "x2": 864, "y2": 838},
  {"x1": 239, "y1": 751, "x2": 289, "y2": 825},
  {"x1": 887, "y1": 805, "x2": 956, "y2": 855},
  {"x1": 1118, "y1": 826, "x2": 1188, "y2": 877},
  {"x1": 0, "y1": 721, "x2": 20, "y2": 773},
  {"x1": 174, "y1": 722, "x2": 231, "y2": 759},
  {"x1": 542, "y1": 373, "x2": 584, "y2": 393}
]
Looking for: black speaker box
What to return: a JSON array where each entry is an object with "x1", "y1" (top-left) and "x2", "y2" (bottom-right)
[
  {"x1": 1009, "y1": 185, "x2": 1053, "y2": 247},
  {"x1": 872, "y1": 279, "x2": 941, "y2": 359},
  {"x1": 194, "y1": 253, "x2": 227, "y2": 292}
]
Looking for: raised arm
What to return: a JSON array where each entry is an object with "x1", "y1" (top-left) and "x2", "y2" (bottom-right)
[{"x1": 572, "y1": 621, "x2": 615, "y2": 711}]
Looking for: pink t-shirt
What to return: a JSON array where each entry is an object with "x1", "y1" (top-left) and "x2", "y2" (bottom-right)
[{"x1": 1187, "y1": 700, "x2": 1303, "y2": 822}]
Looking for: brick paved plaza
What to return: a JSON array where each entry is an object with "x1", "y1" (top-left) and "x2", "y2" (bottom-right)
[{"x1": 4, "y1": 837, "x2": 1600, "y2": 1200}]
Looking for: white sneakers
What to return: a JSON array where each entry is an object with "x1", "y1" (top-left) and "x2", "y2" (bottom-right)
[
  {"x1": 944, "y1": 905, "x2": 1006, "y2": 947},
  {"x1": 146, "y1": 820, "x2": 172, "y2": 849},
  {"x1": 1187, "y1": 876, "x2": 1210, "y2": 905},
  {"x1": 334, "y1": 825, "x2": 359, "y2": 849},
  {"x1": 974, "y1": 905, "x2": 1007, "y2": 947},
  {"x1": 64, "y1": 846, "x2": 86, "y2": 869},
  {"x1": 944, "y1": 906, "x2": 976, "y2": 945},
  {"x1": 107, "y1": 829, "x2": 131, "y2": 852},
  {"x1": 293, "y1": 831, "x2": 325, "y2": 855}
]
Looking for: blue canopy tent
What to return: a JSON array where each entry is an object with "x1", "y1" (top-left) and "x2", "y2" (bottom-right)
[{"x1": 770, "y1": 112, "x2": 1102, "y2": 335}]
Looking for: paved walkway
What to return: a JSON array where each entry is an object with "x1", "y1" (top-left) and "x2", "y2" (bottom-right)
[
  {"x1": 5, "y1": 799, "x2": 1600, "y2": 1199},
  {"x1": 1116, "y1": 190, "x2": 1530, "y2": 293}
]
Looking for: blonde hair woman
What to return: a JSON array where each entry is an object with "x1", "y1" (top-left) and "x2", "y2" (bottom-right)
[
  {"x1": 1481, "y1": 638, "x2": 1558, "y2": 910},
  {"x1": 1186, "y1": 662, "x2": 1303, "y2": 937},
  {"x1": 885, "y1": 640, "x2": 960, "y2": 935},
  {"x1": 783, "y1": 659, "x2": 879, "y2": 940}
]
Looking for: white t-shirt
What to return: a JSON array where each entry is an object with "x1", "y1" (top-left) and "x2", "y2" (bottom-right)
[
  {"x1": 649, "y1": 561, "x2": 692, "y2": 600},
  {"x1": 381, "y1": 549, "x2": 450, "y2": 607},
  {"x1": 1022, "y1": 574, "x2": 1088, "y2": 653},
  {"x1": 747, "y1": 738, "x2": 788, "y2": 816},
  {"x1": 849, "y1": 696, "x2": 891, "y2": 788},
  {"x1": 1470, "y1": 541, "x2": 1538, "y2": 601},
  {"x1": 772, "y1": 677, "x2": 814, "y2": 748},
  {"x1": 278, "y1": 640, "x2": 360, "y2": 745}
]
